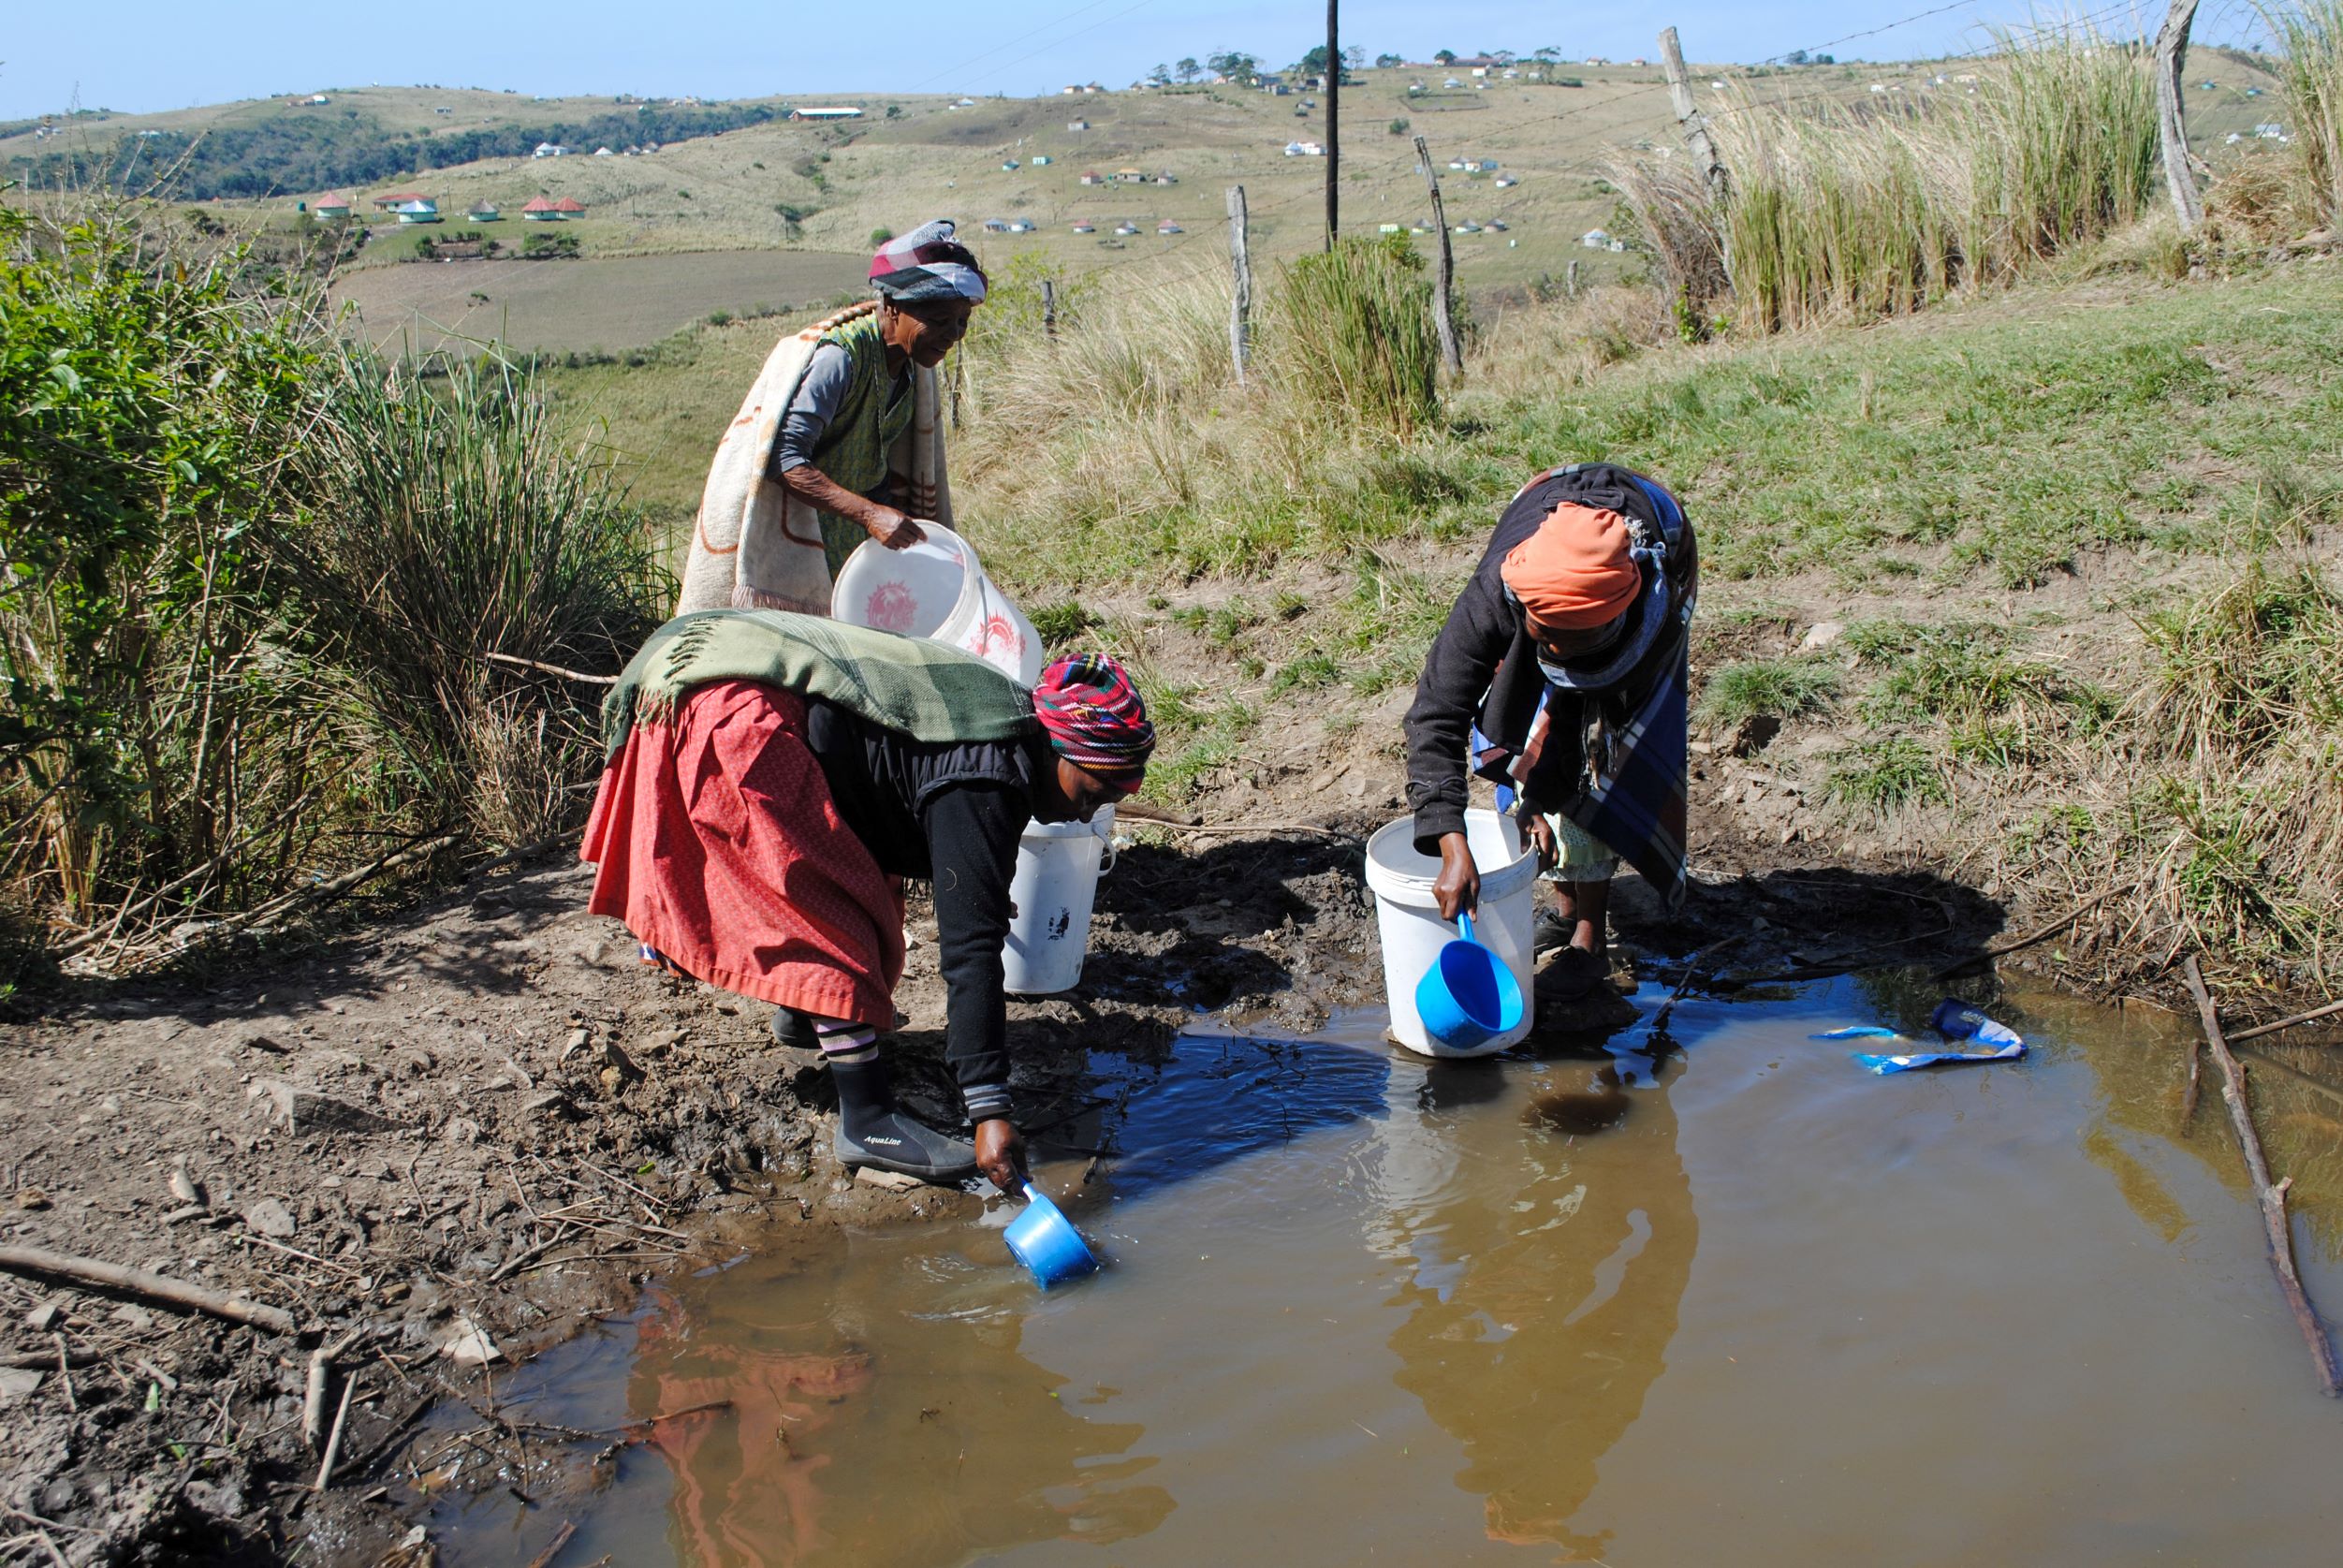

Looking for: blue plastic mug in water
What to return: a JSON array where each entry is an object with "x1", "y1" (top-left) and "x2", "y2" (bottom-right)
[
  {"x1": 1003, "y1": 1181, "x2": 1100, "y2": 1288},
  {"x1": 1414, "y1": 911, "x2": 1526, "y2": 1051}
]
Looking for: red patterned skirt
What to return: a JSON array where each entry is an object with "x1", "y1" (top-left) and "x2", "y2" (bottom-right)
[{"x1": 579, "y1": 680, "x2": 904, "y2": 1027}]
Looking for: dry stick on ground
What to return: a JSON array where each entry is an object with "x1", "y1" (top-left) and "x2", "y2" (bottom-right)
[
  {"x1": 304, "y1": 1326, "x2": 369, "y2": 1452},
  {"x1": 2183, "y1": 957, "x2": 2343, "y2": 1397},
  {"x1": 1934, "y1": 881, "x2": 2139, "y2": 980},
  {"x1": 315, "y1": 1373, "x2": 359, "y2": 1491},
  {"x1": 2231, "y1": 998, "x2": 2343, "y2": 1044},
  {"x1": 0, "y1": 1246, "x2": 296, "y2": 1336}
]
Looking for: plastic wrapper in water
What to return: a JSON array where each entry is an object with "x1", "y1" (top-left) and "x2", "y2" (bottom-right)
[{"x1": 1814, "y1": 1000, "x2": 2027, "y2": 1075}]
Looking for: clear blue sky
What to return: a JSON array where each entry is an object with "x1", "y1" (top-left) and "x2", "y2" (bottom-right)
[{"x1": 1, "y1": 1, "x2": 2274, "y2": 121}]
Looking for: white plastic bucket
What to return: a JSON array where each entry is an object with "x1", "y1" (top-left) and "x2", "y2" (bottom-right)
[
  {"x1": 833, "y1": 523, "x2": 1044, "y2": 686},
  {"x1": 1002, "y1": 805, "x2": 1117, "y2": 995},
  {"x1": 1362, "y1": 808, "x2": 1539, "y2": 1057}
]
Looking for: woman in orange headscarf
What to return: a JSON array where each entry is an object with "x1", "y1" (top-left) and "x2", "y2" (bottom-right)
[{"x1": 1401, "y1": 462, "x2": 1696, "y2": 996}]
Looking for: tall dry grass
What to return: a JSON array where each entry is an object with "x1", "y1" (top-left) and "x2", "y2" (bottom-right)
[
  {"x1": 952, "y1": 245, "x2": 1486, "y2": 592},
  {"x1": 2266, "y1": 0, "x2": 2343, "y2": 229},
  {"x1": 1614, "y1": 27, "x2": 2159, "y2": 332}
]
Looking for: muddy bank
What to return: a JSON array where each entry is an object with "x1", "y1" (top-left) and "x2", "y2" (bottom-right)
[{"x1": 0, "y1": 790, "x2": 2023, "y2": 1564}]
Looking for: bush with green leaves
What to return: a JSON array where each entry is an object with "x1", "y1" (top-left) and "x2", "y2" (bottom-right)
[{"x1": 0, "y1": 198, "x2": 661, "y2": 967}]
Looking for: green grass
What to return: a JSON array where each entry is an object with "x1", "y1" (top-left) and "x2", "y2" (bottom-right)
[
  {"x1": 1825, "y1": 736, "x2": 1950, "y2": 813},
  {"x1": 1697, "y1": 658, "x2": 1841, "y2": 725},
  {"x1": 1495, "y1": 273, "x2": 2343, "y2": 586}
]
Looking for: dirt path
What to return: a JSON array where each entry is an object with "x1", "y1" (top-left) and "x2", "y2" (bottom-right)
[{"x1": 0, "y1": 763, "x2": 2015, "y2": 1562}]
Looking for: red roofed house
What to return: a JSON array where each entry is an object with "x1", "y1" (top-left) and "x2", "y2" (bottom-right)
[
  {"x1": 372, "y1": 190, "x2": 428, "y2": 210},
  {"x1": 313, "y1": 191, "x2": 354, "y2": 219},
  {"x1": 521, "y1": 197, "x2": 561, "y2": 221},
  {"x1": 553, "y1": 197, "x2": 587, "y2": 216}
]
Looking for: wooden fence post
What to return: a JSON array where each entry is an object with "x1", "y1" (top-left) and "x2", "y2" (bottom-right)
[
  {"x1": 1567, "y1": 258, "x2": 1582, "y2": 299},
  {"x1": 1658, "y1": 26, "x2": 1730, "y2": 201},
  {"x1": 1042, "y1": 277, "x2": 1057, "y2": 338},
  {"x1": 1325, "y1": 0, "x2": 1340, "y2": 248},
  {"x1": 2155, "y1": 0, "x2": 2206, "y2": 233},
  {"x1": 1226, "y1": 184, "x2": 1252, "y2": 384},
  {"x1": 1413, "y1": 136, "x2": 1463, "y2": 375}
]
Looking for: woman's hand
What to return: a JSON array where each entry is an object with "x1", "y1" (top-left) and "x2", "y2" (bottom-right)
[
  {"x1": 1520, "y1": 812, "x2": 1558, "y2": 872},
  {"x1": 974, "y1": 1119, "x2": 1027, "y2": 1194},
  {"x1": 1433, "y1": 831, "x2": 1480, "y2": 920},
  {"x1": 864, "y1": 507, "x2": 928, "y2": 550}
]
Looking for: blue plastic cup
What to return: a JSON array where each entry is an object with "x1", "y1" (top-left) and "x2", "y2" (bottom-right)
[
  {"x1": 1413, "y1": 911, "x2": 1526, "y2": 1051},
  {"x1": 1003, "y1": 1181, "x2": 1100, "y2": 1288}
]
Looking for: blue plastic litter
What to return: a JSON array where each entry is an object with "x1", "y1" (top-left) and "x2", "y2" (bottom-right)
[{"x1": 1814, "y1": 998, "x2": 2027, "y2": 1074}]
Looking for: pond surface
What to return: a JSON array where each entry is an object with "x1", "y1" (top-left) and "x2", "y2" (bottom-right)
[{"x1": 432, "y1": 974, "x2": 2343, "y2": 1566}]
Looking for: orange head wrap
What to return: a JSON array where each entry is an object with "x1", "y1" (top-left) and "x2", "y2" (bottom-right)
[{"x1": 1500, "y1": 503, "x2": 1642, "y2": 630}]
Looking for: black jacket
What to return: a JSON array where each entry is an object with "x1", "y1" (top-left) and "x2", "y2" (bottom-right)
[
  {"x1": 1403, "y1": 463, "x2": 1696, "y2": 856},
  {"x1": 803, "y1": 699, "x2": 1047, "y2": 1121}
]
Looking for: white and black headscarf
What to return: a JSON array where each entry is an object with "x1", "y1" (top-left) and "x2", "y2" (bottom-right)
[{"x1": 868, "y1": 219, "x2": 988, "y2": 304}]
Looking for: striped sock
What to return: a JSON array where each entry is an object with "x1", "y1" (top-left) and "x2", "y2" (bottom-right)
[{"x1": 813, "y1": 1018, "x2": 878, "y2": 1065}]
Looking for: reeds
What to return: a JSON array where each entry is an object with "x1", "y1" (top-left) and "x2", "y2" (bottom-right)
[{"x1": 1613, "y1": 25, "x2": 2160, "y2": 332}]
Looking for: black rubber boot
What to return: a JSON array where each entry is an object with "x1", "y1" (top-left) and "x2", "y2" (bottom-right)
[
  {"x1": 769, "y1": 1006, "x2": 816, "y2": 1048},
  {"x1": 829, "y1": 1053, "x2": 977, "y2": 1180},
  {"x1": 1533, "y1": 903, "x2": 1574, "y2": 955}
]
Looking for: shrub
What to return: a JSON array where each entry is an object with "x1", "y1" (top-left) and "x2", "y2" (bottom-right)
[
  {"x1": 1270, "y1": 233, "x2": 1442, "y2": 436},
  {"x1": 0, "y1": 198, "x2": 662, "y2": 967}
]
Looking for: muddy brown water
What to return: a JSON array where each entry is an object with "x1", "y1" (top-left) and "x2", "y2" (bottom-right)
[{"x1": 426, "y1": 974, "x2": 2343, "y2": 1565}]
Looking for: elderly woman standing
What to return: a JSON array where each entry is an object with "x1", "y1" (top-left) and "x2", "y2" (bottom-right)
[
  {"x1": 679, "y1": 221, "x2": 988, "y2": 616},
  {"x1": 581, "y1": 609, "x2": 1153, "y2": 1188}
]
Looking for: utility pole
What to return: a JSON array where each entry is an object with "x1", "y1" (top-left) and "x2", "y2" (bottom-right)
[
  {"x1": 1658, "y1": 26, "x2": 1729, "y2": 201},
  {"x1": 2154, "y1": 0, "x2": 2205, "y2": 232},
  {"x1": 1226, "y1": 184, "x2": 1252, "y2": 383},
  {"x1": 1325, "y1": 0, "x2": 1340, "y2": 248},
  {"x1": 1413, "y1": 135, "x2": 1462, "y2": 374}
]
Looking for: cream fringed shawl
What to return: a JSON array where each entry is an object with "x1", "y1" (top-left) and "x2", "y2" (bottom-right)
[{"x1": 674, "y1": 301, "x2": 953, "y2": 615}]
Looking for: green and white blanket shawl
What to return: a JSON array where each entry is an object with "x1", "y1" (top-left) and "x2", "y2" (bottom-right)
[
  {"x1": 674, "y1": 301, "x2": 954, "y2": 617},
  {"x1": 602, "y1": 609, "x2": 1035, "y2": 762}
]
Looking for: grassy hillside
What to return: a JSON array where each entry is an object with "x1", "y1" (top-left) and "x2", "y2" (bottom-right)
[{"x1": 933, "y1": 242, "x2": 2339, "y2": 989}]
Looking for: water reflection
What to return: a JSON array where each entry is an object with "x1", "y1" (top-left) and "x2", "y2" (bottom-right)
[
  {"x1": 1372, "y1": 1039, "x2": 1695, "y2": 1560},
  {"x1": 627, "y1": 1240, "x2": 1173, "y2": 1567}
]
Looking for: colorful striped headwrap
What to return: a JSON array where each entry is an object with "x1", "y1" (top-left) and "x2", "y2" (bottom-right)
[
  {"x1": 870, "y1": 219, "x2": 988, "y2": 305},
  {"x1": 1032, "y1": 654, "x2": 1153, "y2": 784}
]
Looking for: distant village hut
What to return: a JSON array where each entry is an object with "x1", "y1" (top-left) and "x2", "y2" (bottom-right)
[
  {"x1": 467, "y1": 200, "x2": 503, "y2": 222},
  {"x1": 313, "y1": 191, "x2": 354, "y2": 220}
]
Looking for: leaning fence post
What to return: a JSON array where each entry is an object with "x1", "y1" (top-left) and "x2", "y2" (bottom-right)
[
  {"x1": 2154, "y1": 0, "x2": 2206, "y2": 233},
  {"x1": 1226, "y1": 184, "x2": 1252, "y2": 384},
  {"x1": 1413, "y1": 136, "x2": 1464, "y2": 375},
  {"x1": 1042, "y1": 277, "x2": 1057, "y2": 338},
  {"x1": 1659, "y1": 26, "x2": 1730, "y2": 201}
]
